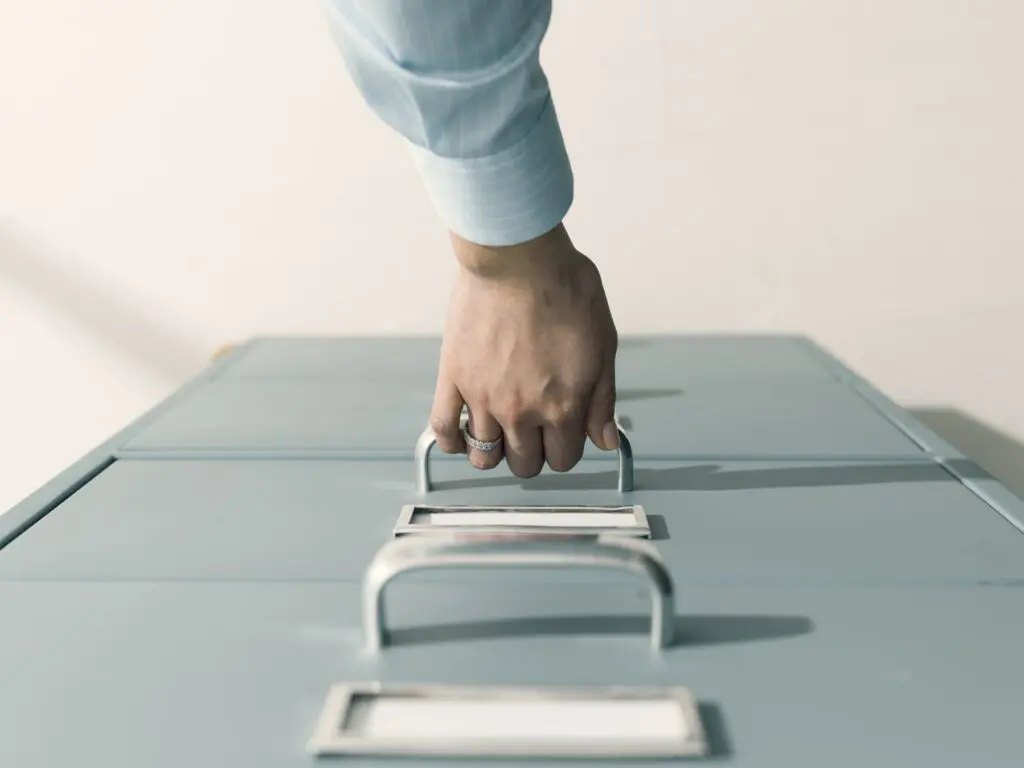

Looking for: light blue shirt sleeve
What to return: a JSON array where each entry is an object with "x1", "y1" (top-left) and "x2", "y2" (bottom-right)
[{"x1": 322, "y1": 0, "x2": 573, "y2": 247}]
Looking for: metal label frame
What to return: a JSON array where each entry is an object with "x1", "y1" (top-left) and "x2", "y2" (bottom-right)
[
  {"x1": 308, "y1": 683, "x2": 707, "y2": 759},
  {"x1": 393, "y1": 504, "x2": 651, "y2": 538}
]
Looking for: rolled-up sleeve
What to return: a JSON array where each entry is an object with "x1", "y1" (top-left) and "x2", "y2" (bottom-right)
[{"x1": 322, "y1": 0, "x2": 573, "y2": 246}]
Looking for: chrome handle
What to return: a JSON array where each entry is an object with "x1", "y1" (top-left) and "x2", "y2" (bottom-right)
[
  {"x1": 362, "y1": 533, "x2": 674, "y2": 653},
  {"x1": 415, "y1": 416, "x2": 633, "y2": 495}
]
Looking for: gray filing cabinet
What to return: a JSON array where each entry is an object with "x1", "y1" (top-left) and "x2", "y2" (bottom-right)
[{"x1": 1, "y1": 334, "x2": 1022, "y2": 766}]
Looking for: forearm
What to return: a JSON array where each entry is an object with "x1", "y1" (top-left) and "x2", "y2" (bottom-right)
[{"x1": 322, "y1": 0, "x2": 573, "y2": 246}]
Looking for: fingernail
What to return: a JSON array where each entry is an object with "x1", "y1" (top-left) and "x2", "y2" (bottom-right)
[{"x1": 602, "y1": 421, "x2": 620, "y2": 450}]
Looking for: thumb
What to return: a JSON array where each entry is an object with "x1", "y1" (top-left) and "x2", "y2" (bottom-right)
[
  {"x1": 585, "y1": 363, "x2": 619, "y2": 451},
  {"x1": 430, "y1": 368, "x2": 467, "y2": 454}
]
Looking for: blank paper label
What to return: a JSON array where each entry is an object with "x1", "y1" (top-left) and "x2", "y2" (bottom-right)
[
  {"x1": 346, "y1": 694, "x2": 690, "y2": 744},
  {"x1": 411, "y1": 507, "x2": 639, "y2": 529}
]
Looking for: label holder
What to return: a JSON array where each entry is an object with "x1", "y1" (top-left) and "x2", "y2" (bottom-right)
[
  {"x1": 393, "y1": 504, "x2": 651, "y2": 538},
  {"x1": 308, "y1": 683, "x2": 707, "y2": 759}
]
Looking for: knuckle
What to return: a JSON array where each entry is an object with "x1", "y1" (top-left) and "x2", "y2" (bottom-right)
[
  {"x1": 543, "y1": 398, "x2": 583, "y2": 429},
  {"x1": 542, "y1": 404, "x2": 571, "y2": 427},
  {"x1": 430, "y1": 421, "x2": 464, "y2": 454},
  {"x1": 495, "y1": 407, "x2": 531, "y2": 431},
  {"x1": 430, "y1": 415, "x2": 461, "y2": 440},
  {"x1": 492, "y1": 391, "x2": 535, "y2": 428},
  {"x1": 469, "y1": 452, "x2": 500, "y2": 470}
]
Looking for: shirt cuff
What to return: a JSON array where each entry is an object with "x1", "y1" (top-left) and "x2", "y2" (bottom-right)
[{"x1": 402, "y1": 98, "x2": 574, "y2": 247}]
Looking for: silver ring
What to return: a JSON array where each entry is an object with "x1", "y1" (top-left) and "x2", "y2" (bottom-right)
[{"x1": 461, "y1": 420, "x2": 503, "y2": 452}]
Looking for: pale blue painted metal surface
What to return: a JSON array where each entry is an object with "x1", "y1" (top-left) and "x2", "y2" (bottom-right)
[
  {"x1": 214, "y1": 336, "x2": 443, "y2": 385},
  {"x1": 794, "y1": 337, "x2": 968, "y2": 459},
  {"x1": 791, "y1": 336, "x2": 864, "y2": 382},
  {"x1": 217, "y1": 334, "x2": 839, "y2": 382},
  {"x1": 2, "y1": 458, "x2": 1021, "y2": 586},
  {"x1": 1, "y1": 581, "x2": 1022, "y2": 766},
  {"x1": 938, "y1": 458, "x2": 1024, "y2": 538},
  {"x1": 206, "y1": 335, "x2": 968, "y2": 461},
  {"x1": 119, "y1": 334, "x2": 931, "y2": 460},
  {"x1": 115, "y1": 378, "x2": 928, "y2": 459},
  {"x1": 849, "y1": 378, "x2": 967, "y2": 459},
  {"x1": 0, "y1": 344, "x2": 246, "y2": 549}
]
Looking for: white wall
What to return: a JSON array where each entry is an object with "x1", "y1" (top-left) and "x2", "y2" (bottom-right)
[{"x1": 2, "y1": 0, "x2": 1022, "y2": 512}]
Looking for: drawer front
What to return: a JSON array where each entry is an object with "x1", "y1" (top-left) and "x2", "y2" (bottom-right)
[
  {"x1": 216, "y1": 335, "x2": 841, "y2": 382},
  {"x1": 217, "y1": 336, "x2": 442, "y2": 382},
  {"x1": 115, "y1": 378, "x2": 925, "y2": 459},
  {"x1": 1, "y1": 582, "x2": 1021, "y2": 767},
  {"x1": 3, "y1": 458, "x2": 1021, "y2": 586}
]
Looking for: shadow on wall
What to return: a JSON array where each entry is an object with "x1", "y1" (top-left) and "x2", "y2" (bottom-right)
[
  {"x1": 909, "y1": 407, "x2": 1024, "y2": 501},
  {"x1": 0, "y1": 222, "x2": 207, "y2": 382}
]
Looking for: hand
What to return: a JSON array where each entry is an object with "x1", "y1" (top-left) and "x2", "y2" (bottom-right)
[{"x1": 430, "y1": 224, "x2": 619, "y2": 478}]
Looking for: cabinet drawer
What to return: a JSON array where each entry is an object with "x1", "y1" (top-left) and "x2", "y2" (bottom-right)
[
  {"x1": 1, "y1": 581, "x2": 1021, "y2": 766},
  {"x1": 216, "y1": 335, "x2": 840, "y2": 383},
  {"x1": 3, "y1": 458, "x2": 1021, "y2": 586},
  {"x1": 115, "y1": 378, "x2": 926, "y2": 460}
]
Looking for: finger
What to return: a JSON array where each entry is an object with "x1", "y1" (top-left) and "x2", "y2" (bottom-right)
[
  {"x1": 502, "y1": 420, "x2": 545, "y2": 479},
  {"x1": 430, "y1": 370, "x2": 466, "y2": 454},
  {"x1": 585, "y1": 363, "x2": 619, "y2": 451},
  {"x1": 465, "y1": 406, "x2": 504, "y2": 470},
  {"x1": 542, "y1": 409, "x2": 587, "y2": 473}
]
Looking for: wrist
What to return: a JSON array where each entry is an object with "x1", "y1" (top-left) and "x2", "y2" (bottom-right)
[{"x1": 449, "y1": 223, "x2": 577, "y2": 280}]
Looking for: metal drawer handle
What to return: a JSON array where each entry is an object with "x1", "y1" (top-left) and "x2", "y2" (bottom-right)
[
  {"x1": 415, "y1": 416, "x2": 633, "y2": 495},
  {"x1": 362, "y1": 533, "x2": 674, "y2": 653}
]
